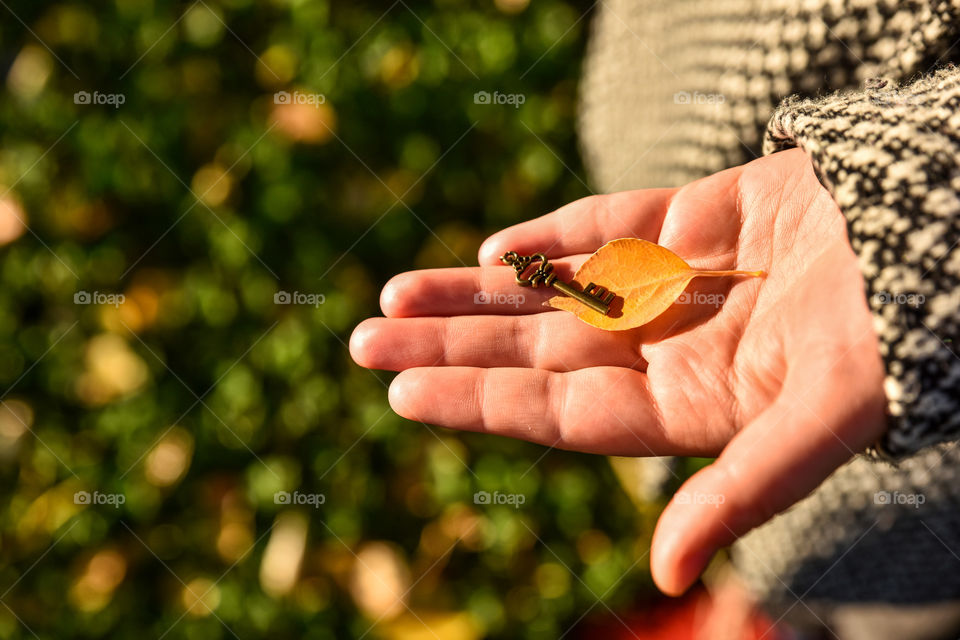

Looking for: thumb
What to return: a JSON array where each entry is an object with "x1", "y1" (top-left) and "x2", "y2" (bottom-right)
[{"x1": 649, "y1": 346, "x2": 885, "y2": 595}]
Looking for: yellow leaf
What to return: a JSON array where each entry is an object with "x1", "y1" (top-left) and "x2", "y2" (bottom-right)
[{"x1": 545, "y1": 238, "x2": 764, "y2": 330}]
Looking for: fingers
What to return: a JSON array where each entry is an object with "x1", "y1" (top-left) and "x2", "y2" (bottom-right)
[
  {"x1": 350, "y1": 314, "x2": 646, "y2": 372},
  {"x1": 388, "y1": 366, "x2": 676, "y2": 456},
  {"x1": 380, "y1": 256, "x2": 587, "y2": 318},
  {"x1": 477, "y1": 189, "x2": 675, "y2": 266},
  {"x1": 649, "y1": 341, "x2": 886, "y2": 596}
]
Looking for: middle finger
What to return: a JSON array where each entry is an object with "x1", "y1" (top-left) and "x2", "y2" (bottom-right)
[{"x1": 351, "y1": 312, "x2": 647, "y2": 372}]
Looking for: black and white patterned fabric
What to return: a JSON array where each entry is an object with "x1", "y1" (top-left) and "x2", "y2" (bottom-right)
[
  {"x1": 764, "y1": 69, "x2": 960, "y2": 456},
  {"x1": 578, "y1": 0, "x2": 960, "y2": 616}
]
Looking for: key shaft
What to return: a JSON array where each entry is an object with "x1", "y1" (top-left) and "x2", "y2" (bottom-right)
[{"x1": 550, "y1": 279, "x2": 612, "y2": 314}]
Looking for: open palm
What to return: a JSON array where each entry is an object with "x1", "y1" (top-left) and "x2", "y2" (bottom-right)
[{"x1": 349, "y1": 148, "x2": 887, "y2": 595}]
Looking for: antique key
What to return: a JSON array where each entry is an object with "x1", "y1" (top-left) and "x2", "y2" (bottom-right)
[{"x1": 500, "y1": 251, "x2": 616, "y2": 315}]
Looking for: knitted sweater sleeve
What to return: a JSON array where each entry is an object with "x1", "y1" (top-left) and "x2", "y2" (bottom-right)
[{"x1": 763, "y1": 66, "x2": 960, "y2": 458}]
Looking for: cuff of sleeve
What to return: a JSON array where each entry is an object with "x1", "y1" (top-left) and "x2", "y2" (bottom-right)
[{"x1": 762, "y1": 68, "x2": 960, "y2": 458}]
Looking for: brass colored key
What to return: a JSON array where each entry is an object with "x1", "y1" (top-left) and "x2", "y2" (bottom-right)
[{"x1": 500, "y1": 251, "x2": 616, "y2": 315}]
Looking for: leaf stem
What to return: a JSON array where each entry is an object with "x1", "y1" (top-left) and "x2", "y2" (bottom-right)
[{"x1": 692, "y1": 269, "x2": 766, "y2": 278}]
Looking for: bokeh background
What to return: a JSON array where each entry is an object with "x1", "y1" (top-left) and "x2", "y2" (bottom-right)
[{"x1": 0, "y1": 1, "x2": 710, "y2": 637}]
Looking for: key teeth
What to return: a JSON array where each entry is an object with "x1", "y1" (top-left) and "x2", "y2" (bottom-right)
[
  {"x1": 585, "y1": 283, "x2": 610, "y2": 298},
  {"x1": 585, "y1": 283, "x2": 617, "y2": 306}
]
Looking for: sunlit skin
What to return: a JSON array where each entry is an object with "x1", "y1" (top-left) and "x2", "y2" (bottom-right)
[{"x1": 349, "y1": 148, "x2": 887, "y2": 595}]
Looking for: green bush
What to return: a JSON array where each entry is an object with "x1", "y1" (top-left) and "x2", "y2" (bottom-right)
[{"x1": 0, "y1": 1, "x2": 657, "y2": 637}]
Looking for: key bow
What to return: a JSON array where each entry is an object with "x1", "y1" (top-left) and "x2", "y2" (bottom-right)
[
  {"x1": 500, "y1": 251, "x2": 556, "y2": 288},
  {"x1": 499, "y1": 250, "x2": 617, "y2": 315}
]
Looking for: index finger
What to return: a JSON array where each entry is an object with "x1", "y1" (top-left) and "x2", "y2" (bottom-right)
[
  {"x1": 379, "y1": 255, "x2": 588, "y2": 318},
  {"x1": 477, "y1": 188, "x2": 675, "y2": 265}
]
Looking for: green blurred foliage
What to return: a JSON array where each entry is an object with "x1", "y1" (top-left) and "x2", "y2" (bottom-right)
[{"x1": 0, "y1": 1, "x2": 662, "y2": 638}]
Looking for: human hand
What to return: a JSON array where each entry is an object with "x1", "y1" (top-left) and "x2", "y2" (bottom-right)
[{"x1": 349, "y1": 148, "x2": 886, "y2": 595}]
